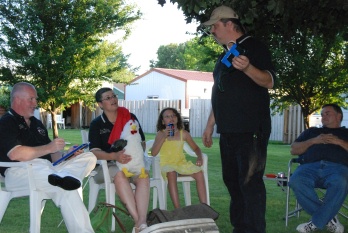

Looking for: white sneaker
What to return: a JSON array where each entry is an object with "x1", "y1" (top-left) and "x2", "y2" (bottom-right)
[
  {"x1": 327, "y1": 217, "x2": 344, "y2": 233},
  {"x1": 296, "y1": 221, "x2": 318, "y2": 233}
]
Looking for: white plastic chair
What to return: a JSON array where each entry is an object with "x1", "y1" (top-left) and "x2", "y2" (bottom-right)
[
  {"x1": 47, "y1": 114, "x2": 65, "y2": 129},
  {"x1": 0, "y1": 162, "x2": 50, "y2": 233},
  {"x1": 148, "y1": 139, "x2": 210, "y2": 210},
  {"x1": 82, "y1": 130, "x2": 165, "y2": 231}
]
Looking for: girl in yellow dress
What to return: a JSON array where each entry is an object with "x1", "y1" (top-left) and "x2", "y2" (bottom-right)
[{"x1": 151, "y1": 107, "x2": 207, "y2": 208}]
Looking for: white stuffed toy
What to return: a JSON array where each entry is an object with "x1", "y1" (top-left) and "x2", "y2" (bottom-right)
[{"x1": 116, "y1": 119, "x2": 148, "y2": 178}]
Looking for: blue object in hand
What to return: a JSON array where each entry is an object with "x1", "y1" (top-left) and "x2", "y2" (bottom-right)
[{"x1": 221, "y1": 44, "x2": 240, "y2": 68}]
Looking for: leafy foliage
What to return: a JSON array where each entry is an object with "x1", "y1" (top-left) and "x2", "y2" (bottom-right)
[
  {"x1": 0, "y1": 85, "x2": 11, "y2": 110},
  {"x1": 151, "y1": 36, "x2": 223, "y2": 72},
  {"x1": 158, "y1": 0, "x2": 348, "y2": 43},
  {"x1": 150, "y1": 43, "x2": 187, "y2": 70},
  {"x1": 0, "y1": 0, "x2": 141, "y2": 137},
  {"x1": 270, "y1": 33, "x2": 348, "y2": 127}
]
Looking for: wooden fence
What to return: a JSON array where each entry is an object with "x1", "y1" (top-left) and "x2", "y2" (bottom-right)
[
  {"x1": 89, "y1": 99, "x2": 304, "y2": 144},
  {"x1": 188, "y1": 100, "x2": 304, "y2": 143},
  {"x1": 118, "y1": 100, "x2": 182, "y2": 134}
]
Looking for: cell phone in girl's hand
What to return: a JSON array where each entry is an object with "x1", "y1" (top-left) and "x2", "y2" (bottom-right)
[{"x1": 53, "y1": 142, "x2": 89, "y2": 166}]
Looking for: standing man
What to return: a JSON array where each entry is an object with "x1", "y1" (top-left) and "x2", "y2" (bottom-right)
[
  {"x1": 289, "y1": 104, "x2": 347, "y2": 233},
  {"x1": 201, "y1": 5, "x2": 276, "y2": 233},
  {"x1": 0, "y1": 82, "x2": 97, "y2": 232}
]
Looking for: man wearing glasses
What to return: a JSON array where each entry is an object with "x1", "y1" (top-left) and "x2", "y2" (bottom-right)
[
  {"x1": 88, "y1": 87, "x2": 149, "y2": 232},
  {"x1": 201, "y1": 5, "x2": 277, "y2": 233}
]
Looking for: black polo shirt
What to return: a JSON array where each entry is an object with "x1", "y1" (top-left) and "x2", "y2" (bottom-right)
[
  {"x1": 89, "y1": 112, "x2": 145, "y2": 152},
  {"x1": 0, "y1": 109, "x2": 52, "y2": 176},
  {"x1": 296, "y1": 127, "x2": 348, "y2": 167},
  {"x1": 211, "y1": 34, "x2": 277, "y2": 134}
]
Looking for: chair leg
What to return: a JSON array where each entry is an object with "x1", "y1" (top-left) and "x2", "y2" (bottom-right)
[
  {"x1": 204, "y1": 174, "x2": 210, "y2": 205},
  {"x1": 30, "y1": 192, "x2": 46, "y2": 233},
  {"x1": 152, "y1": 187, "x2": 158, "y2": 209},
  {"x1": 108, "y1": 184, "x2": 116, "y2": 232},
  {"x1": 182, "y1": 182, "x2": 191, "y2": 206},
  {"x1": 163, "y1": 182, "x2": 168, "y2": 210},
  {"x1": 153, "y1": 181, "x2": 165, "y2": 210},
  {"x1": 0, "y1": 191, "x2": 11, "y2": 222},
  {"x1": 88, "y1": 179, "x2": 101, "y2": 213}
]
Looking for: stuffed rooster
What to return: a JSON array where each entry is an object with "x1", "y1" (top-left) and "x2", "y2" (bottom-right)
[{"x1": 115, "y1": 119, "x2": 148, "y2": 178}]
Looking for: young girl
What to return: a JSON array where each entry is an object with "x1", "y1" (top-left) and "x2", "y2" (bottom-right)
[{"x1": 151, "y1": 107, "x2": 207, "y2": 208}]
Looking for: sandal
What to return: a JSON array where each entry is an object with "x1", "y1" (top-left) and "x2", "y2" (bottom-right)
[
  {"x1": 139, "y1": 224, "x2": 148, "y2": 232},
  {"x1": 132, "y1": 224, "x2": 148, "y2": 233}
]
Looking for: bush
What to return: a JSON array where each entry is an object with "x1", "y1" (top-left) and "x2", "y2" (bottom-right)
[{"x1": 0, "y1": 86, "x2": 11, "y2": 110}]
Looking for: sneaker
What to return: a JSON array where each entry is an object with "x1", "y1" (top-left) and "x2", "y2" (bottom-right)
[
  {"x1": 296, "y1": 221, "x2": 318, "y2": 233},
  {"x1": 48, "y1": 174, "x2": 81, "y2": 190},
  {"x1": 327, "y1": 217, "x2": 344, "y2": 233}
]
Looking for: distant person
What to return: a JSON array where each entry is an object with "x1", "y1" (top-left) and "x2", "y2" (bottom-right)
[
  {"x1": 151, "y1": 107, "x2": 207, "y2": 208},
  {"x1": 201, "y1": 5, "x2": 276, "y2": 233},
  {"x1": 0, "y1": 82, "x2": 96, "y2": 232},
  {"x1": 289, "y1": 104, "x2": 347, "y2": 233},
  {"x1": 88, "y1": 87, "x2": 149, "y2": 233}
]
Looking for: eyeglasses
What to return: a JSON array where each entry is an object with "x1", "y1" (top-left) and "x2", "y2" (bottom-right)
[
  {"x1": 163, "y1": 115, "x2": 177, "y2": 119},
  {"x1": 101, "y1": 94, "x2": 117, "y2": 101}
]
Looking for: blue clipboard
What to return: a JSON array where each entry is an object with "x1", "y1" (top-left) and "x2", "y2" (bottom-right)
[{"x1": 53, "y1": 142, "x2": 89, "y2": 166}]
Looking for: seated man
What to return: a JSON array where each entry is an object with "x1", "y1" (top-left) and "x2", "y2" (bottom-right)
[
  {"x1": 0, "y1": 82, "x2": 97, "y2": 232},
  {"x1": 289, "y1": 103, "x2": 348, "y2": 233}
]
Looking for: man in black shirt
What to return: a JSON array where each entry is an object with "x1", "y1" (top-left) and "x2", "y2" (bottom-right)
[
  {"x1": 202, "y1": 5, "x2": 276, "y2": 233},
  {"x1": 0, "y1": 82, "x2": 96, "y2": 232}
]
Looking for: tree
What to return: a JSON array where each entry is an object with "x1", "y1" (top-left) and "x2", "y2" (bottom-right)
[
  {"x1": 183, "y1": 36, "x2": 222, "y2": 71},
  {"x1": 0, "y1": 85, "x2": 11, "y2": 111},
  {"x1": 157, "y1": 0, "x2": 348, "y2": 42},
  {"x1": 0, "y1": 0, "x2": 141, "y2": 138},
  {"x1": 151, "y1": 36, "x2": 223, "y2": 72},
  {"x1": 270, "y1": 33, "x2": 348, "y2": 128},
  {"x1": 150, "y1": 43, "x2": 186, "y2": 69},
  {"x1": 157, "y1": 0, "x2": 348, "y2": 127}
]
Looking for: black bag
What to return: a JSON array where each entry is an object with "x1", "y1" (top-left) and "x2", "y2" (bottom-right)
[{"x1": 146, "y1": 203, "x2": 219, "y2": 226}]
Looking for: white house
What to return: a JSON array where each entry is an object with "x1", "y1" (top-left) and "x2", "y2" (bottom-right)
[{"x1": 125, "y1": 68, "x2": 213, "y2": 117}]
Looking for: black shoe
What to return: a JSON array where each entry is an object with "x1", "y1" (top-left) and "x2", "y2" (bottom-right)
[{"x1": 48, "y1": 174, "x2": 81, "y2": 190}]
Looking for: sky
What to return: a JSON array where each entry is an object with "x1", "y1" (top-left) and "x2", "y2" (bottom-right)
[{"x1": 115, "y1": 1, "x2": 200, "y2": 74}]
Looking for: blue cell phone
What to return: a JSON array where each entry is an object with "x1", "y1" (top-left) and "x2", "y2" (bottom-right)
[{"x1": 52, "y1": 142, "x2": 89, "y2": 166}]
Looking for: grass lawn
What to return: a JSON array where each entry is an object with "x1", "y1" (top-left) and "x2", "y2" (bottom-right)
[{"x1": 0, "y1": 129, "x2": 347, "y2": 232}]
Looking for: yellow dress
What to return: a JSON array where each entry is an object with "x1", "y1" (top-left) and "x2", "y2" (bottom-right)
[{"x1": 159, "y1": 130, "x2": 202, "y2": 180}]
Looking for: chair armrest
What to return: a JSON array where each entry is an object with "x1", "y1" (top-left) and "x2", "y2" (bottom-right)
[
  {"x1": 0, "y1": 161, "x2": 37, "y2": 190},
  {"x1": 0, "y1": 161, "x2": 28, "y2": 168},
  {"x1": 183, "y1": 142, "x2": 208, "y2": 161}
]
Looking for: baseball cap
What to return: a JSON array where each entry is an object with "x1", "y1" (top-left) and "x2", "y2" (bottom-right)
[{"x1": 202, "y1": 5, "x2": 239, "y2": 26}]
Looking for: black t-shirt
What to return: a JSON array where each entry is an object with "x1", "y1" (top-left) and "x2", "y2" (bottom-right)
[
  {"x1": 89, "y1": 112, "x2": 145, "y2": 152},
  {"x1": 211, "y1": 34, "x2": 277, "y2": 134},
  {"x1": 296, "y1": 127, "x2": 348, "y2": 167},
  {"x1": 0, "y1": 109, "x2": 52, "y2": 176}
]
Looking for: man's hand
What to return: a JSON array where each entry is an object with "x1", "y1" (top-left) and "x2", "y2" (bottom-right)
[
  {"x1": 232, "y1": 55, "x2": 250, "y2": 72},
  {"x1": 202, "y1": 127, "x2": 213, "y2": 148},
  {"x1": 50, "y1": 138, "x2": 66, "y2": 153},
  {"x1": 111, "y1": 149, "x2": 132, "y2": 164},
  {"x1": 65, "y1": 144, "x2": 84, "y2": 160}
]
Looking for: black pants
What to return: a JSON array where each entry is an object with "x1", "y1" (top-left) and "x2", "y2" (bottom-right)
[{"x1": 219, "y1": 131, "x2": 269, "y2": 233}]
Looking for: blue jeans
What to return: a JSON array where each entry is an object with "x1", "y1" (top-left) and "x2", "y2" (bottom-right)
[
  {"x1": 289, "y1": 161, "x2": 348, "y2": 229},
  {"x1": 220, "y1": 132, "x2": 269, "y2": 233}
]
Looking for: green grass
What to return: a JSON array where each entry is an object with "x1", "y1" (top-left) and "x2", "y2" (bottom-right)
[{"x1": 0, "y1": 129, "x2": 347, "y2": 232}]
